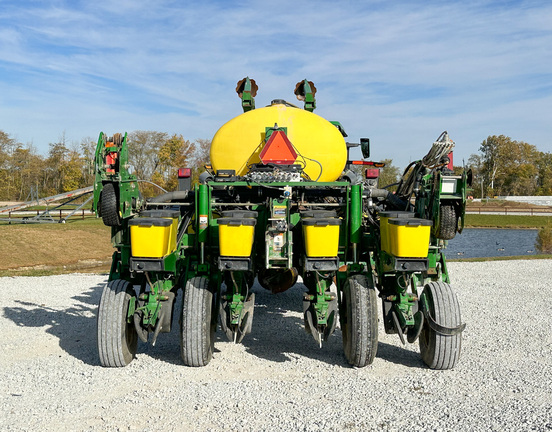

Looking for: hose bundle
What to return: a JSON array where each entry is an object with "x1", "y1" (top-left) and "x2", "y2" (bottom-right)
[
  {"x1": 395, "y1": 131, "x2": 455, "y2": 204},
  {"x1": 422, "y1": 131, "x2": 455, "y2": 168}
]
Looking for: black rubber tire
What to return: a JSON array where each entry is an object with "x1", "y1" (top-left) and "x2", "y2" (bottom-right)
[
  {"x1": 258, "y1": 268, "x2": 298, "y2": 293},
  {"x1": 436, "y1": 204, "x2": 458, "y2": 240},
  {"x1": 419, "y1": 281, "x2": 462, "y2": 370},
  {"x1": 341, "y1": 274, "x2": 378, "y2": 367},
  {"x1": 180, "y1": 277, "x2": 215, "y2": 367},
  {"x1": 100, "y1": 182, "x2": 121, "y2": 227},
  {"x1": 97, "y1": 279, "x2": 138, "y2": 367}
]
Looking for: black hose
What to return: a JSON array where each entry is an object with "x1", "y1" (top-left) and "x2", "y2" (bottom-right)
[
  {"x1": 148, "y1": 190, "x2": 189, "y2": 203},
  {"x1": 365, "y1": 188, "x2": 408, "y2": 210}
]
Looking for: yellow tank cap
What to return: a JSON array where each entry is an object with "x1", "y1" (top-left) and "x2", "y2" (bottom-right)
[{"x1": 210, "y1": 103, "x2": 347, "y2": 182}]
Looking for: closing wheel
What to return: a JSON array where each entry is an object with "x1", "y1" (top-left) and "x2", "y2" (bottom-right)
[
  {"x1": 180, "y1": 277, "x2": 215, "y2": 367},
  {"x1": 419, "y1": 281, "x2": 463, "y2": 370},
  {"x1": 435, "y1": 204, "x2": 458, "y2": 240},
  {"x1": 97, "y1": 279, "x2": 138, "y2": 367},
  {"x1": 258, "y1": 268, "x2": 298, "y2": 294},
  {"x1": 100, "y1": 182, "x2": 121, "y2": 227},
  {"x1": 341, "y1": 274, "x2": 378, "y2": 367}
]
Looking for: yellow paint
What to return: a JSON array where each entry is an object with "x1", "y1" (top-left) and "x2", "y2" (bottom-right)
[{"x1": 211, "y1": 103, "x2": 347, "y2": 182}]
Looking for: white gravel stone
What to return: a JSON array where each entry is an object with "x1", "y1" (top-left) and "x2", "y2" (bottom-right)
[{"x1": 0, "y1": 261, "x2": 551, "y2": 431}]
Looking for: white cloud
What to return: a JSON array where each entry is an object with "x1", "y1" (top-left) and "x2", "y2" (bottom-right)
[{"x1": 0, "y1": 0, "x2": 550, "y2": 169}]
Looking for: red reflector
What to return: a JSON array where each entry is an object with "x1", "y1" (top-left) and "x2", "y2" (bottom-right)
[
  {"x1": 365, "y1": 168, "x2": 380, "y2": 179},
  {"x1": 259, "y1": 130, "x2": 297, "y2": 165},
  {"x1": 351, "y1": 160, "x2": 375, "y2": 166},
  {"x1": 178, "y1": 168, "x2": 191, "y2": 178}
]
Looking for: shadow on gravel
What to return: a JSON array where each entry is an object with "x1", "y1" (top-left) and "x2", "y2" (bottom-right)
[
  {"x1": 138, "y1": 289, "x2": 184, "y2": 366},
  {"x1": 376, "y1": 342, "x2": 425, "y2": 368},
  {"x1": 3, "y1": 282, "x2": 105, "y2": 366},
  {"x1": 3, "y1": 279, "x2": 428, "y2": 369},
  {"x1": 236, "y1": 284, "x2": 348, "y2": 367},
  {"x1": 137, "y1": 284, "x2": 349, "y2": 367}
]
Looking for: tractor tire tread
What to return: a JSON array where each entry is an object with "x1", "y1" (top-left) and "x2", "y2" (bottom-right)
[
  {"x1": 97, "y1": 279, "x2": 137, "y2": 367},
  {"x1": 343, "y1": 274, "x2": 378, "y2": 367},
  {"x1": 181, "y1": 277, "x2": 214, "y2": 367},
  {"x1": 100, "y1": 182, "x2": 120, "y2": 227},
  {"x1": 436, "y1": 204, "x2": 458, "y2": 240}
]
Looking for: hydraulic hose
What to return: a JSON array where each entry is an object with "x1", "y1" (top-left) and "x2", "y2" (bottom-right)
[
  {"x1": 148, "y1": 190, "x2": 189, "y2": 203},
  {"x1": 365, "y1": 188, "x2": 408, "y2": 210}
]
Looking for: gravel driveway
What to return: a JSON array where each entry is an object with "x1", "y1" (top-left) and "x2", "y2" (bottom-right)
[{"x1": 1, "y1": 260, "x2": 551, "y2": 431}]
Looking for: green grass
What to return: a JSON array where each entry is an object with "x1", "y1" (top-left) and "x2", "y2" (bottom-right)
[{"x1": 465, "y1": 214, "x2": 551, "y2": 229}]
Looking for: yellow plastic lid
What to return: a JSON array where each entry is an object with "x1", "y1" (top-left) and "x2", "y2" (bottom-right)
[
  {"x1": 302, "y1": 218, "x2": 341, "y2": 226},
  {"x1": 388, "y1": 218, "x2": 432, "y2": 227},
  {"x1": 129, "y1": 218, "x2": 172, "y2": 227},
  {"x1": 217, "y1": 218, "x2": 257, "y2": 226},
  {"x1": 221, "y1": 210, "x2": 258, "y2": 218},
  {"x1": 140, "y1": 210, "x2": 180, "y2": 218}
]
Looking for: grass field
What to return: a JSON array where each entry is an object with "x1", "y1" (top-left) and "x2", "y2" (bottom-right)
[
  {"x1": 1, "y1": 213, "x2": 550, "y2": 276},
  {"x1": 0, "y1": 218, "x2": 113, "y2": 276},
  {"x1": 465, "y1": 214, "x2": 552, "y2": 228}
]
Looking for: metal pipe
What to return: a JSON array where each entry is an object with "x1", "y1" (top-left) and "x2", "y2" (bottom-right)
[{"x1": 350, "y1": 184, "x2": 362, "y2": 263}]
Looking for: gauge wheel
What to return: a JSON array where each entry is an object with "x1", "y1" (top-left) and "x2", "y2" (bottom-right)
[
  {"x1": 341, "y1": 274, "x2": 378, "y2": 367},
  {"x1": 180, "y1": 276, "x2": 216, "y2": 367},
  {"x1": 97, "y1": 279, "x2": 138, "y2": 367}
]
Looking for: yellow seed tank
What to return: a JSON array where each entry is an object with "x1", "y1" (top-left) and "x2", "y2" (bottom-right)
[{"x1": 210, "y1": 103, "x2": 347, "y2": 182}]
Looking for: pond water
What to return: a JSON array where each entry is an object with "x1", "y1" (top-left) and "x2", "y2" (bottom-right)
[{"x1": 443, "y1": 228, "x2": 540, "y2": 259}]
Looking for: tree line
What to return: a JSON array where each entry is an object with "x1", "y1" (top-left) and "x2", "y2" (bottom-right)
[
  {"x1": 467, "y1": 135, "x2": 552, "y2": 198},
  {"x1": 0, "y1": 130, "x2": 210, "y2": 201},
  {"x1": 1, "y1": 129, "x2": 550, "y2": 202}
]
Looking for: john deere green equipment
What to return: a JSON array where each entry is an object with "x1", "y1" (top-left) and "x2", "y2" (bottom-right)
[{"x1": 94, "y1": 78, "x2": 469, "y2": 369}]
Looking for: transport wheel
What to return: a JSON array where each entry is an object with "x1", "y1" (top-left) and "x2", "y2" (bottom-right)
[
  {"x1": 341, "y1": 274, "x2": 378, "y2": 367},
  {"x1": 180, "y1": 276, "x2": 215, "y2": 367},
  {"x1": 100, "y1": 182, "x2": 121, "y2": 227},
  {"x1": 97, "y1": 279, "x2": 138, "y2": 367},
  {"x1": 419, "y1": 281, "x2": 462, "y2": 370},
  {"x1": 435, "y1": 204, "x2": 458, "y2": 240}
]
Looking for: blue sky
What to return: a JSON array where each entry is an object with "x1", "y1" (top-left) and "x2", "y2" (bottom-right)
[{"x1": 0, "y1": 0, "x2": 551, "y2": 169}]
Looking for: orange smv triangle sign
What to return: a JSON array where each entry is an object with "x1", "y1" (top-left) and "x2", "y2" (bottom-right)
[{"x1": 259, "y1": 130, "x2": 298, "y2": 165}]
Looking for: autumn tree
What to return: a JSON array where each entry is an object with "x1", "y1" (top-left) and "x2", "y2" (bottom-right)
[
  {"x1": 152, "y1": 134, "x2": 194, "y2": 192},
  {"x1": 378, "y1": 159, "x2": 400, "y2": 191},
  {"x1": 10, "y1": 144, "x2": 44, "y2": 200},
  {"x1": 0, "y1": 130, "x2": 17, "y2": 200},
  {"x1": 479, "y1": 135, "x2": 539, "y2": 196},
  {"x1": 190, "y1": 138, "x2": 211, "y2": 183},
  {"x1": 535, "y1": 152, "x2": 552, "y2": 195},
  {"x1": 0, "y1": 128, "x2": 217, "y2": 201},
  {"x1": 127, "y1": 131, "x2": 168, "y2": 182},
  {"x1": 62, "y1": 145, "x2": 85, "y2": 192},
  {"x1": 80, "y1": 136, "x2": 97, "y2": 187}
]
